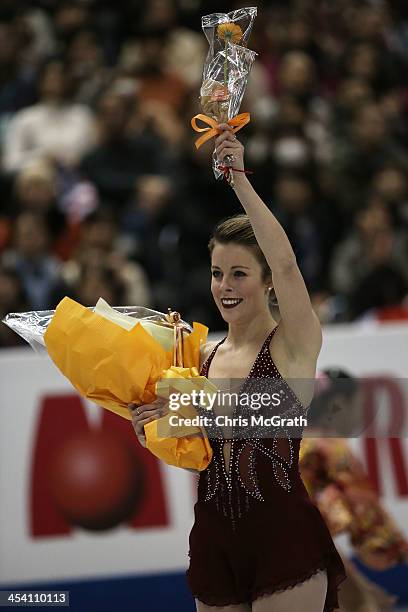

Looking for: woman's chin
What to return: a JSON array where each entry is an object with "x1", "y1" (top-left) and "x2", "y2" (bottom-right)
[
  {"x1": 219, "y1": 310, "x2": 236, "y2": 322},
  {"x1": 218, "y1": 307, "x2": 245, "y2": 323}
]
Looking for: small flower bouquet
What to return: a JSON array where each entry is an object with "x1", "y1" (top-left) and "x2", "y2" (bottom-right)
[
  {"x1": 191, "y1": 7, "x2": 257, "y2": 185},
  {"x1": 3, "y1": 296, "x2": 216, "y2": 470}
]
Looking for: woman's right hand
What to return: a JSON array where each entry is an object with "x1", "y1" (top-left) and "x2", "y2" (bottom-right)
[{"x1": 128, "y1": 398, "x2": 169, "y2": 447}]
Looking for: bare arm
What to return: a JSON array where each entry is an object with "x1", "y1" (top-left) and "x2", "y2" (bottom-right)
[{"x1": 215, "y1": 126, "x2": 322, "y2": 359}]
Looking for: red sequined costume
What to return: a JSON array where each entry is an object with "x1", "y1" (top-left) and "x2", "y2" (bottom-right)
[{"x1": 186, "y1": 327, "x2": 347, "y2": 610}]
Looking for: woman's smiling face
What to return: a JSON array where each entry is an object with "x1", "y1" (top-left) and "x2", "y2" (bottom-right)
[{"x1": 211, "y1": 242, "x2": 270, "y2": 322}]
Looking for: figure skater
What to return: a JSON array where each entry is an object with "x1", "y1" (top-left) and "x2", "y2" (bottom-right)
[{"x1": 130, "y1": 125, "x2": 347, "y2": 611}]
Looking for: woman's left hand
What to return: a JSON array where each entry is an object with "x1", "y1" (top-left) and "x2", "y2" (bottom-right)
[{"x1": 215, "y1": 124, "x2": 245, "y2": 173}]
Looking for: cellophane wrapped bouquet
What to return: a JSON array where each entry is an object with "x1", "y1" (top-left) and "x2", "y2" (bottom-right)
[
  {"x1": 192, "y1": 7, "x2": 257, "y2": 185},
  {"x1": 3, "y1": 296, "x2": 216, "y2": 470}
]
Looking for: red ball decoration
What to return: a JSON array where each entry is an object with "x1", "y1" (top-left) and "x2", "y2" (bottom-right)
[{"x1": 49, "y1": 431, "x2": 144, "y2": 531}]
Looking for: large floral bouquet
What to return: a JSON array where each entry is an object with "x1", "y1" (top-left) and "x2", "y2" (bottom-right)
[{"x1": 3, "y1": 297, "x2": 216, "y2": 470}]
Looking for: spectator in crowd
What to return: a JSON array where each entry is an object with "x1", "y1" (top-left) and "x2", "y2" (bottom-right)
[
  {"x1": 72, "y1": 262, "x2": 127, "y2": 309},
  {"x1": 332, "y1": 101, "x2": 408, "y2": 214},
  {"x1": 13, "y1": 160, "x2": 65, "y2": 237},
  {"x1": 118, "y1": 35, "x2": 188, "y2": 116},
  {"x1": 331, "y1": 78, "x2": 373, "y2": 138},
  {"x1": 0, "y1": 265, "x2": 29, "y2": 347},
  {"x1": 0, "y1": 159, "x2": 64, "y2": 253},
  {"x1": 330, "y1": 204, "x2": 408, "y2": 319},
  {"x1": 371, "y1": 164, "x2": 408, "y2": 229},
  {"x1": 66, "y1": 28, "x2": 113, "y2": 106},
  {"x1": 2, "y1": 57, "x2": 96, "y2": 173},
  {"x1": 271, "y1": 171, "x2": 326, "y2": 291},
  {"x1": 1, "y1": 211, "x2": 67, "y2": 310},
  {"x1": 277, "y1": 51, "x2": 317, "y2": 100},
  {"x1": 128, "y1": 0, "x2": 206, "y2": 90},
  {"x1": 79, "y1": 88, "x2": 170, "y2": 208},
  {"x1": 52, "y1": 1, "x2": 91, "y2": 50},
  {"x1": 120, "y1": 174, "x2": 186, "y2": 308},
  {"x1": 62, "y1": 209, "x2": 152, "y2": 307},
  {"x1": 0, "y1": 0, "x2": 407, "y2": 328},
  {"x1": 0, "y1": 19, "x2": 37, "y2": 122}
]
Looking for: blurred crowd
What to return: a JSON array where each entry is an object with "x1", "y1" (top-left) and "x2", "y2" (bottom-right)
[{"x1": 1, "y1": 0, "x2": 408, "y2": 347}]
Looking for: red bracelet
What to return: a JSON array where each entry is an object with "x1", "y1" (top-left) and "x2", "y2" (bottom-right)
[{"x1": 219, "y1": 165, "x2": 254, "y2": 182}]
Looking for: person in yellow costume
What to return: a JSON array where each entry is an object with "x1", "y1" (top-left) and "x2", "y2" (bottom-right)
[
  {"x1": 130, "y1": 125, "x2": 347, "y2": 612},
  {"x1": 300, "y1": 368, "x2": 408, "y2": 612}
]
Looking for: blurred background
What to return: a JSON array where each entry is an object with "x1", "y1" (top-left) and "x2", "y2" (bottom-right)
[{"x1": 0, "y1": 0, "x2": 407, "y2": 610}]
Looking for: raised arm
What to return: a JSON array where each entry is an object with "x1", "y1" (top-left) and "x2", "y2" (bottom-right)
[{"x1": 215, "y1": 126, "x2": 322, "y2": 359}]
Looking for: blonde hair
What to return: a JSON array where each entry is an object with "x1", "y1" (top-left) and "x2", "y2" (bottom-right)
[{"x1": 208, "y1": 214, "x2": 279, "y2": 309}]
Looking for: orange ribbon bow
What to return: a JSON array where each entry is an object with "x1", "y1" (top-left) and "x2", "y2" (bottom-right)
[{"x1": 191, "y1": 112, "x2": 250, "y2": 149}]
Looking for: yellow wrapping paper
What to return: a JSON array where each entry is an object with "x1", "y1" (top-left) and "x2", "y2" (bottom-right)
[
  {"x1": 44, "y1": 297, "x2": 214, "y2": 470},
  {"x1": 144, "y1": 366, "x2": 217, "y2": 470},
  {"x1": 94, "y1": 297, "x2": 176, "y2": 351},
  {"x1": 145, "y1": 420, "x2": 212, "y2": 471},
  {"x1": 44, "y1": 297, "x2": 207, "y2": 419}
]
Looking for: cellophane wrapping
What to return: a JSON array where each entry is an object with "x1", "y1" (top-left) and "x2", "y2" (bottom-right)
[
  {"x1": 2, "y1": 304, "x2": 192, "y2": 355},
  {"x1": 200, "y1": 7, "x2": 257, "y2": 179},
  {"x1": 2, "y1": 298, "x2": 213, "y2": 469}
]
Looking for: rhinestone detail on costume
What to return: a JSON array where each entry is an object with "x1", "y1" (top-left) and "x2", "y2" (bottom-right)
[{"x1": 198, "y1": 327, "x2": 305, "y2": 529}]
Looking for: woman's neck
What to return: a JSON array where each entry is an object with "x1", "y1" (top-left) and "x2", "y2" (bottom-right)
[{"x1": 225, "y1": 313, "x2": 277, "y2": 350}]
